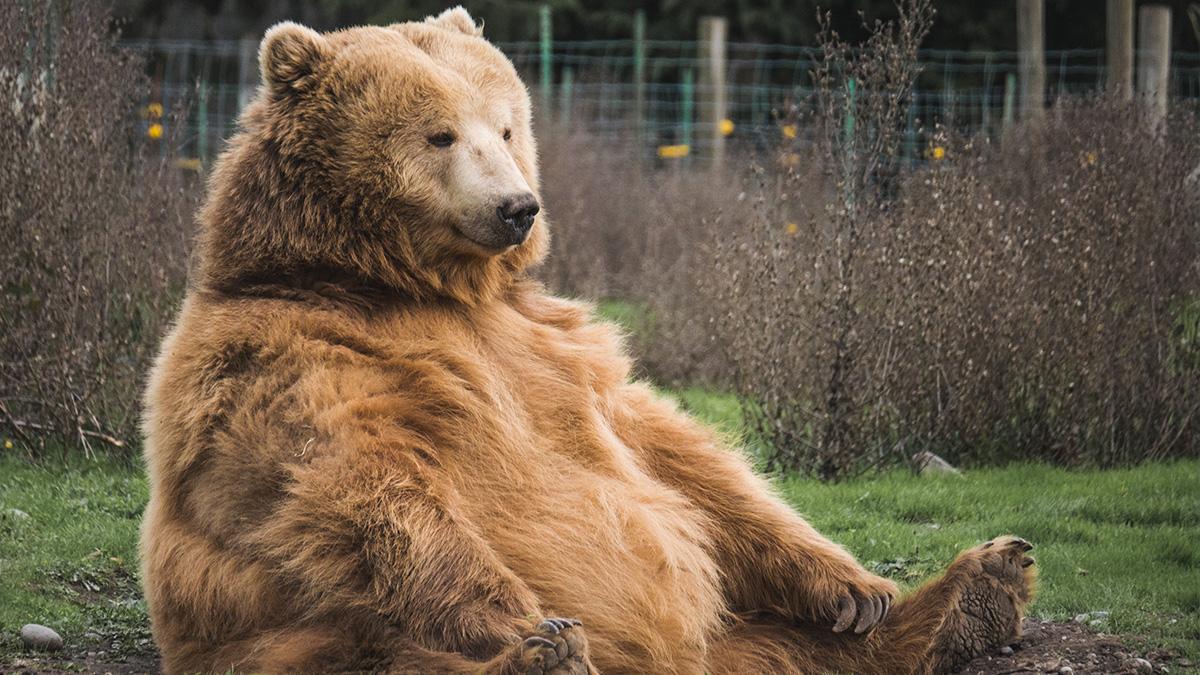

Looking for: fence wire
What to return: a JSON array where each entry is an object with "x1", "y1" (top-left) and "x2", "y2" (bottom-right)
[{"x1": 123, "y1": 38, "x2": 1200, "y2": 164}]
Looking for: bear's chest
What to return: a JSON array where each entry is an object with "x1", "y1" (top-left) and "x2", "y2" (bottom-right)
[{"x1": 396, "y1": 307, "x2": 726, "y2": 659}]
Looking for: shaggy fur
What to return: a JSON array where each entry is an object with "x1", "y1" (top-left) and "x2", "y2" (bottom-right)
[{"x1": 140, "y1": 8, "x2": 1036, "y2": 674}]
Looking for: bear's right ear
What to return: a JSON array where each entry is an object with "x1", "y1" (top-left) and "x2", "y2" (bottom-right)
[{"x1": 259, "y1": 22, "x2": 328, "y2": 97}]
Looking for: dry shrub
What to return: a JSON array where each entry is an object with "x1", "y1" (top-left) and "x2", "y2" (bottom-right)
[
  {"x1": 538, "y1": 127, "x2": 748, "y2": 383},
  {"x1": 541, "y1": 0, "x2": 1199, "y2": 477},
  {"x1": 0, "y1": 2, "x2": 197, "y2": 459}
]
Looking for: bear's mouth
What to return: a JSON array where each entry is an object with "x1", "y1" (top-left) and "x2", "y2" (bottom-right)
[{"x1": 453, "y1": 220, "x2": 529, "y2": 252}]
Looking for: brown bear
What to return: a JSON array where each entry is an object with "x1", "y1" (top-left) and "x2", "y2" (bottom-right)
[{"x1": 140, "y1": 8, "x2": 1036, "y2": 674}]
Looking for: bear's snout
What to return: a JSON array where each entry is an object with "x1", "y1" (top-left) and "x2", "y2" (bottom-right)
[{"x1": 495, "y1": 193, "x2": 539, "y2": 245}]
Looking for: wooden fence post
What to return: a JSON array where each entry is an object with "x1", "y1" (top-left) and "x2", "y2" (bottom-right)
[
  {"x1": 1107, "y1": 0, "x2": 1134, "y2": 100},
  {"x1": 1017, "y1": 0, "x2": 1045, "y2": 122},
  {"x1": 1137, "y1": 5, "x2": 1172, "y2": 128},
  {"x1": 698, "y1": 16, "x2": 727, "y2": 165},
  {"x1": 237, "y1": 36, "x2": 257, "y2": 113}
]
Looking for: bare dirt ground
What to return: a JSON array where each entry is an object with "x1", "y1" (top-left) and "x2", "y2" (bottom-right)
[
  {"x1": 961, "y1": 618, "x2": 1189, "y2": 675},
  {"x1": 2, "y1": 618, "x2": 1191, "y2": 674}
]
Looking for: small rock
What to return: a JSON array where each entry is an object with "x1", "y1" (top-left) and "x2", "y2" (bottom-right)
[
  {"x1": 4, "y1": 507, "x2": 30, "y2": 521},
  {"x1": 911, "y1": 451, "x2": 963, "y2": 476},
  {"x1": 1058, "y1": 667, "x2": 1073, "y2": 675},
  {"x1": 999, "y1": 646, "x2": 1014, "y2": 656},
  {"x1": 1127, "y1": 657, "x2": 1153, "y2": 674},
  {"x1": 19, "y1": 624, "x2": 63, "y2": 651},
  {"x1": 1074, "y1": 610, "x2": 1109, "y2": 624}
]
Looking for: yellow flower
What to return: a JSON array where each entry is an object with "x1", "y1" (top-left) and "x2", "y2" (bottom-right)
[
  {"x1": 148, "y1": 123, "x2": 164, "y2": 140},
  {"x1": 144, "y1": 102, "x2": 163, "y2": 119},
  {"x1": 1082, "y1": 151, "x2": 1098, "y2": 167},
  {"x1": 719, "y1": 119, "x2": 735, "y2": 136},
  {"x1": 785, "y1": 222, "x2": 799, "y2": 235},
  {"x1": 782, "y1": 124, "x2": 798, "y2": 139},
  {"x1": 928, "y1": 145, "x2": 946, "y2": 160},
  {"x1": 4, "y1": 439, "x2": 12, "y2": 449},
  {"x1": 656, "y1": 144, "x2": 689, "y2": 159}
]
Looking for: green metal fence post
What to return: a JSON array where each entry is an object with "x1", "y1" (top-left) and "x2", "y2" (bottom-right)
[
  {"x1": 843, "y1": 77, "x2": 856, "y2": 207},
  {"x1": 681, "y1": 67, "x2": 695, "y2": 161},
  {"x1": 843, "y1": 77, "x2": 856, "y2": 151},
  {"x1": 539, "y1": 4, "x2": 552, "y2": 115},
  {"x1": 1002, "y1": 72, "x2": 1016, "y2": 130},
  {"x1": 559, "y1": 66, "x2": 574, "y2": 126},
  {"x1": 633, "y1": 10, "x2": 646, "y2": 147},
  {"x1": 198, "y1": 80, "x2": 208, "y2": 165}
]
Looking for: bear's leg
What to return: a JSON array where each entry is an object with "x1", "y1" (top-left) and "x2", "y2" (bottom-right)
[{"x1": 706, "y1": 536, "x2": 1036, "y2": 675}]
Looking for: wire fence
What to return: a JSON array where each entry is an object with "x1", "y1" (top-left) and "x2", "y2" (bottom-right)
[{"x1": 124, "y1": 38, "x2": 1200, "y2": 165}]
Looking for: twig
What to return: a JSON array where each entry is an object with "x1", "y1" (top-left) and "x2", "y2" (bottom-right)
[
  {"x1": 0, "y1": 400, "x2": 32, "y2": 443},
  {"x1": 7, "y1": 419, "x2": 126, "y2": 448}
]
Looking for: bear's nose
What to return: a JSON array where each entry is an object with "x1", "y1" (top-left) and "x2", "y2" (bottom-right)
[{"x1": 496, "y1": 193, "x2": 540, "y2": 243}]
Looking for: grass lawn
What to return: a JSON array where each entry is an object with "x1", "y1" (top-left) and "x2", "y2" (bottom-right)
[{"x1": 2, "y1": 433, "x2": 1198, "y2": 667}]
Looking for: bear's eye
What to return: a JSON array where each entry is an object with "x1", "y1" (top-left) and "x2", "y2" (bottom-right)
[
  {"x1": 502, "y1": 128, "x2": 512, "y2": 142},
  {"x1": 427, "y1": 132, "x2": 456, "y2": 148}
]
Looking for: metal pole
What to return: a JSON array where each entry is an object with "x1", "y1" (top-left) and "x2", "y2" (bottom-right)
[
  {"x1": 633, "y1": 10, "x2": 646, "y2": 147},
  {"x1": 1002, "y1": 72, "x2": 1017, "y2": 130},
  {"x1": 539, "y1": 5, "x2": 552, "y2": 116},
  {"x1": 681, "y1": 67, "x2": 694, "y2": 159},
  {"x1": 559, "y1": 66, "x2": 573, "y2": 126},
  {"x1": 1017, "y1": 0, "x2": 1045, "y2": 121},
  {"x1": 1107, "y1": 0, "x2": 1134, "y2": 100},
  {"x1": 198, "y1": 80, "x2": 208, "y2": 165}
]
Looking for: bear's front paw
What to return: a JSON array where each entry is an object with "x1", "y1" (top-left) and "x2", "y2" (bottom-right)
[
  {"x1": 516, "y1": 618, "x2": 593, "y2": 675},
  {"x1": 825, "y1": 570, "x2": 899, "y2": 635}
]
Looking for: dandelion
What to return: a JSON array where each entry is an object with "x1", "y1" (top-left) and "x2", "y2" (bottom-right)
[
  {"x1": 785, "y1": 222, "x2": 799, "y2": 235},
  {"x1": 4, "y1": 439, "x2": 12, "y2": 449},
  {"x1": 927, "y1": 145, "x2": 946, "y2": 161},
  {"x1": 148, "y1": 123, "x2": 164, "y2": 140},
  {"x1": 719, "y1": 119, "x2": 735, "y2": 136},
  {"x1": 782, "y1": 124, "x2": 797, "y2": 139}
]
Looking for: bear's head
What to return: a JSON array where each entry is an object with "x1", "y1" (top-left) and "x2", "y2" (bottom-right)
[{"x1": 197, "y1": 7, "x2": 547, "y2": 305}]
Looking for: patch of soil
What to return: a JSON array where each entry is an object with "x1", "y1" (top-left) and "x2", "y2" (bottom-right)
[
  {"x1": 1, "y1": 649, "x2": 159, "y2": 675},
  {"x1": 961, "y1": 618, "x2": 1187, "y2": 675},
  {"x1": 2, "y1": 619, "x2": 1188, "y2": 674}
]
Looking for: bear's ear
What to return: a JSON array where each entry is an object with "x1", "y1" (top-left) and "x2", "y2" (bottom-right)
[
  {"x1": 259, "y1": 22, "x2": 329, "y2": 97},
  {"x1": 424, "y1": 6, "x2": 483, "y2": 36}
]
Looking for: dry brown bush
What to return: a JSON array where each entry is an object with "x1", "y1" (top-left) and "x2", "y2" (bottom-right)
[
  {"x1": 0, "y1": 2, "x2": 197, "y2": 459},
  {"x1": 540, "y1": 0, "x2": 1200, "y2": 477}
]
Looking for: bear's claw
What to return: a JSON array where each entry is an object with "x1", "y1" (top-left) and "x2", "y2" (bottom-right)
[{"x1": 519, "y1": 617, "x2": 591, "y2": 675}]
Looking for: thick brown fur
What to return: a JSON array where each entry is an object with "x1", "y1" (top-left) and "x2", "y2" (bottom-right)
[{"x1": 141, "y1": 8, "x2": 1036, "y2": 674}]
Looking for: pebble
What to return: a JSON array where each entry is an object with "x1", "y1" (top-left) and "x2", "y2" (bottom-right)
[
  {"x1": 1127, "y1": 657, "x2": 1153, "y2": 674},
  {"x1": 1058, "y1": 667, "x2": 1073, "y2": 675},
  {"x1": 999, "y1": 646, "x2": 1014, "y2": 656},
  {"x1": 19, "y1": 624, "x2": 63, "y2": 651},
  {"x1": 4, "y1": 508, "x2": 30, "y2": 521}
]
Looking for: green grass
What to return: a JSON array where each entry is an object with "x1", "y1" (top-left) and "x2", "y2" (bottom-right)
[
  {"x1": 0, "y1": 457, "x2": 150, "y2": 658},
  {"x1": 2, "y1": 446, "x2": 1197, "y2": 664},
  {"x1": 668, "y1": 388, "x2": 1200, "y2": 661}
]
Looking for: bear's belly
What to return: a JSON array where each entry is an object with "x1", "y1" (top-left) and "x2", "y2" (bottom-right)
[{"x1": 459, "y1": 446, "x2": 727, "y2": 671}]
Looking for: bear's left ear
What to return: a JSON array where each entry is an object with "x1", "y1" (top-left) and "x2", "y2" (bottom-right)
[
  {"x1": 424, "y1": 6, "x2": 483, "y2": 36},
  {"x1": 259, "y1": 21, "x2": 329, "y2": 97}
]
